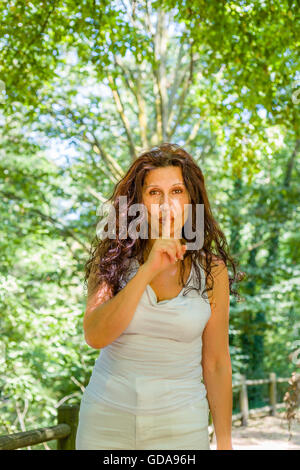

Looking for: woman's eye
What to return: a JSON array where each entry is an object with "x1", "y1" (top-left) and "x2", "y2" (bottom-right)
[{"x1": 149, "y1": 189, "x2": 183, "y2": 195}]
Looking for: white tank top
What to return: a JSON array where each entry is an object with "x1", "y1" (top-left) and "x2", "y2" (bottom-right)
[{"x1": 83, "y1": 257, "x2": 211, "y2": 415}]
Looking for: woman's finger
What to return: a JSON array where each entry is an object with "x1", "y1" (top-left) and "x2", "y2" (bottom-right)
[
  {"x1": 161, "y1": 208, "x2": 172, "y2": 239},
  {"x1": 164, "y1": 246, "x2": 177, "y2": 264}
]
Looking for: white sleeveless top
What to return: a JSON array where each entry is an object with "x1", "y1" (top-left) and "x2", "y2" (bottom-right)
[{"x1": 83, "y1": 257, "x2": 211, "y2": 415}]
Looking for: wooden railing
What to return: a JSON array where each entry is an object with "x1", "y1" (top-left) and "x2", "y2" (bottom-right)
[
  {"x1": 0, "y1": 404, "x2": 79, "y2": 450},
  {"x1": 0, "y1": 373, "x2": 292, "y2": 450},
  {"x1": 230, "y1": 373, "x2": 289, "y2": 426}
]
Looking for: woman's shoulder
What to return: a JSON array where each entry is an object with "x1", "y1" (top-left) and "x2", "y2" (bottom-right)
[{"x1": 199, "y1": 251, "x2": 226, "y2": 274}]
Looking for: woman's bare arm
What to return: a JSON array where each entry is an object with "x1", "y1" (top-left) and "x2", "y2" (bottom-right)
[
  {"x1": 83, "y1": 238, "x2": 184, "y2": 350},
  {"x1": 83, "y1": 263, "x2": 153, "y2": 349},
  {"x1": 201, "y1": 257, "x2": 233, "y2": 450}
]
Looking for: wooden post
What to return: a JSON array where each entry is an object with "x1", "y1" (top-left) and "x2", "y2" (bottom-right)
[
  {"x1": 269, "y1": 372, "x2": 277, "y2": 416},
  {"x1": 239, "y1": 374, "x2": 249, "y2": 427},
  {"x1": 57, "y1": 404, "x2": 79, "y2": 450}
]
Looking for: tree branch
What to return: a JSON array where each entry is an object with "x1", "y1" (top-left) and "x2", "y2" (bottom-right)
[
  {"x1": 0, "y1": 190, "x2": 90, "y2": 252},
  {"x1": 167, "y1": 47, "x2": 196, "y2": 138},
  {"x1": 284, "y1": 139, "x2": 300, "y2": 186},
  {"x1": 113, "y1": 55, "x2": 149, "y2": 148},
  {"x1": 90, "y1": 131, "x2": 124, "y2": 180},
  {"x1": 106, "y1": 73, "x2": 137, "y2": 160},
  {"x1": 185, "y1": 118, "x2": 203, "y2": 146},
  {"x1": 167, "y1": 37, "x2": 187, "y2": 119},
  {"x1": 46, "y1": 105, "x2": 121, "y2": 184},
  {"x1": 153, "y1": 7, "x2": 168, "y2": 140}
]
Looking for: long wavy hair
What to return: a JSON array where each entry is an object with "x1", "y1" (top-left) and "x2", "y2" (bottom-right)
[{"x1": 84, "y1": 143, "x2": 245, "y2": 301}]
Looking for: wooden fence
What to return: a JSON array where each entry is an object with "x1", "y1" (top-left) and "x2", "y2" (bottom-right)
[{"x1": 0, "y1": 373, "x2": 291, "y2": 450}]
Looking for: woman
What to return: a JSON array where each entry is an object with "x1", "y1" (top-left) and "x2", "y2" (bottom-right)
[{"x1": 75, "y1": 143, "x2": 243, "y2": 450}]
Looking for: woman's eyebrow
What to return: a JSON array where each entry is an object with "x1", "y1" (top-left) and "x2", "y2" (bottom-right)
[{"x1": 145, "y1": 182, "x2": 184, "y2": 188}]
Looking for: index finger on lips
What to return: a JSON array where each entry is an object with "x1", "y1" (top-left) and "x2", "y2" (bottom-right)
[
  {"x1": 172, "y1": 202, "x2": 183, "y2": 239},
  {"x1": 162, "y1": 208, "x2": 171, "y2": 239},
  {"x1": 173, "y1": 215, "x2": 182, "y2": 240}
]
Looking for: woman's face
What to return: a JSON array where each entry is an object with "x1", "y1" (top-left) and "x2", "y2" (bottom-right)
[{"x1": 142, "y1": 166, "x2": 191, "y2": 238}]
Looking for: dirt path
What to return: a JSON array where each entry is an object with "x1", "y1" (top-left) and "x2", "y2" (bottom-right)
[{"x1": 210, "y1": 411, "x2": 300, "y2": 450}]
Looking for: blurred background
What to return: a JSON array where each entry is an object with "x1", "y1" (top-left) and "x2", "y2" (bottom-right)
[{"x1": 0, "y1": 0, "x2": 299, "y2": 450}]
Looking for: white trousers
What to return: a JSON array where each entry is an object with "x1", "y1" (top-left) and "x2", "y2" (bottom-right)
[{"x1": 75, "y1": 394, "x2": 211, "y2": 450}]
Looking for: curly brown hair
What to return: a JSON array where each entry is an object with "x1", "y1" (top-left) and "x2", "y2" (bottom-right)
[{"x1": 84, "y1": 143, "x2": 245, "y2": 301}]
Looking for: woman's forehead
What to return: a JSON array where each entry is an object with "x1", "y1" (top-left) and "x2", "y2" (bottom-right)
[{"x1": 144, "y1": 166, "x2": 183, "y2": 185}]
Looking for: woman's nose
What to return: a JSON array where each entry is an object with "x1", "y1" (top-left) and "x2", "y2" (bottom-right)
[
  {"x1": 159, "y1": 201, "x2": 171, "y2": 215},
  {"x1": 159, "y1": 200, "x2": 182, "y2": 218}
]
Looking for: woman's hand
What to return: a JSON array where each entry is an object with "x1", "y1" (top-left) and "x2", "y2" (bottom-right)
[
  {"x1": 144, "y1": 208, "x2": 187, "y2": 277},
  {"x1": 144, "y1": 237, "x2": 187, "y2": 277}
]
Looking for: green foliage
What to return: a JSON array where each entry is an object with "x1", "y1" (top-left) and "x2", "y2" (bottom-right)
[{"x1": 0, "y1": 0, "x2": 299, "y2": 444}]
